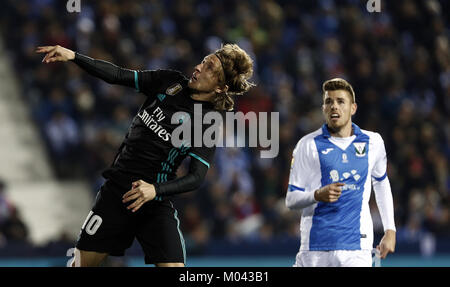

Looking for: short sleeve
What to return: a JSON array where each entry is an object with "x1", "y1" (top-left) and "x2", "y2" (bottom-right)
[
  {"x1": 372, "y1": 133, "x2": 388, "y2": 181},
  {"x1": 288, "y1": 138, "x2": 316, "y2": 192},
  {"x1": 136, "y1": 69, "x2": 181, "y2": 95},
  {"x1": 188, "y1": 146, "x2": 215, "y2": 169}
]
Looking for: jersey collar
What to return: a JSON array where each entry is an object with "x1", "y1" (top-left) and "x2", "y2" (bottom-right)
[{"x1": 321, "y1": 123, "x2": 362, "y2": 138}]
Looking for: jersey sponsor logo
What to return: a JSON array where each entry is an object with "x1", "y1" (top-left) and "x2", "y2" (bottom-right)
[
  {"x1": 321, "y1": 148, "x2": 334, "y2": 154},
  {"x1": 138, "y1": 107, "x2": 171, "y2": 142},
  {"x1": 353, "y1": 142, "x2": 367, "y2": 157},
  {"x1": 166, "y1": 83, "x2": 183, "y2": 96},
  {"x1": 330, "y1": 170, "x2": 339, "y2": 182},
  {"x1": 330, "y1": 169, "x2": 361, "y2": 185}
]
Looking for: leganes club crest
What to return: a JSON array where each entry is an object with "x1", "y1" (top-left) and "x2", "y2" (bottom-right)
[{"x1": 353, "y1": 142, "x2": 366, "y2": 157}]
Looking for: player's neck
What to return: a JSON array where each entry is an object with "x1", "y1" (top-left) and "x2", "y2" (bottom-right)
[
  {"x1": 190, "y1": 91, "x2": 215, "y2": 103},
  {"x1": 328, "y1": 123, "x2": 354, "y2": 138}
]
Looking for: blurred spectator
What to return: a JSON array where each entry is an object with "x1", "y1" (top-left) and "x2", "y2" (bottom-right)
[
  {"x1": 44, "y1": 111, "x2": 80, "y2": 177},
  {"x1": 0, "y1": 181, "x2": 13, "y2": 227},
  {"x1": 0, "y1": 180, "x2": 29, "y2": 245},
  {"x1": 1, "y1": 209, "x2": 29, "y2": 243}
]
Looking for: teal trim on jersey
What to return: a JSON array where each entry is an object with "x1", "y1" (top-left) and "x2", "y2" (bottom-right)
[
  {"x1": 154, "y1": 174, "x2": 162, "y2": 201},
  {"x1": 134, "y1": 71, "x2": 139, "y2": 92},
  {"x1": 188, "y1": 152, "x2": 210, "y2": 168},
  {"x1": 173, "y1": 206, "x2": 186, "y2": 265},
  {"x1": 157, "y1": 93, "x2": 166, "y2": 101},
  {"x1": 155, "y1": 144, "x2": 190, "y2": 201}
]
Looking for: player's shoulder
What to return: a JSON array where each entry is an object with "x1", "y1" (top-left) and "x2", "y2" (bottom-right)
[
  {"x1": 359, "y1": 128, "x2": 384, "y2": 144},
  {"x1": 156, "y1": 69, "x2": 189, "y2": 82},
  {"x1": 293, "y1": 127, "x2": 322, "y2": 154}
]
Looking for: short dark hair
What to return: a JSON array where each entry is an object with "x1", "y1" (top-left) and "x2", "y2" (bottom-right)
[{"x1": 322, "y1": 78, "x2": 355, "y2": 103}]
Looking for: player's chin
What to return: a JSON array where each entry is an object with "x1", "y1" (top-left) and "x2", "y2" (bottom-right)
[
  {"x1": 188, "y1": 80, "x2": 200, "y2": 90},
  {"x1": 326, "y1": 120, "x2": 341, "y2": 129}
]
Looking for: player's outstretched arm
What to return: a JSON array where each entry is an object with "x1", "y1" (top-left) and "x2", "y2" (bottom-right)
[
  {"x1": 36, "y1": 45, "x2": 75, "y2": 62},
  {"x1": 36, "y1": 45, "x2": 136, "y2": 88}
]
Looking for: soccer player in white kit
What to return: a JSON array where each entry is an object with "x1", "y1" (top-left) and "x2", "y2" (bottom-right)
[{"x1": 286, "y1": 78, "x2": 396, "y2": 267}]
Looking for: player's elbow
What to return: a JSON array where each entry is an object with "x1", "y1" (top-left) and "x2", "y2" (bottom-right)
[
  {"x1": 189, "y1": 173, "x2": 205, "y2": 191},
  {"x1": 191, "y1": 180, "x2": 203, "y2": 191},
  {"x1": 285, "y1": 193, "x2": 298, "y2": 210},
  {"x1": 285, "y1": 190, "x2": 316, "y2": 210}
]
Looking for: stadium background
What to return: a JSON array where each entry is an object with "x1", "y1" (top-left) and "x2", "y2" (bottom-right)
[{"x1": 0, "y1": 0, "x2": 449, "y2": 267}]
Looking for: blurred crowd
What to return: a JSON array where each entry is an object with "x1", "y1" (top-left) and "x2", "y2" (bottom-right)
[
  {"x1": 0, "y1": 180, "x2": 29, "y2": 247},
  {"x1": 0, "y1": 0, "x2": 449, "y2": 255}
]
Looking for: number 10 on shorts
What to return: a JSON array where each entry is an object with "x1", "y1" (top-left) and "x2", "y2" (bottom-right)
[{"x1": 81, "y1": 211, "x2": 103, "y2": 235}]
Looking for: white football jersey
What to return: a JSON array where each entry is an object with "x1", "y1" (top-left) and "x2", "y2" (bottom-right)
[{"x1": 286, "y1": 123, "x2": 395, "y2": 251}]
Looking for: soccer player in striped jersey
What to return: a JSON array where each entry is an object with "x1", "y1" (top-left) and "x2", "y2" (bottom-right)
[
  {"x1": 36, "y1": 44, "x2": 254, "y2": 266},
  {"x1": 286, "y1": 78, "x2": 396, "y2": 267}
]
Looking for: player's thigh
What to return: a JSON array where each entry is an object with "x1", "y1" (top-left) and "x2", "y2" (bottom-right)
[
  {"x1": 295, "y1": 251, "x2": 332, "y2": 267},
  {"x1": 76, "y1": 182, "x2": 136, "y2": 256},
  {"x1": 136, "y1": 201, "x2": 185, "y2": 265},
  {"x1": 71, "y1": 248, "x2": 108, "y2": 267},
  {"x1": 335, "y1": 250, "x2": 372, "y2": 267}
]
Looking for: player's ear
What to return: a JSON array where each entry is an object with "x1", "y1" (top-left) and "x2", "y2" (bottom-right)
[
  {"x1": 215, "y1": 84, "x2": 228, "y2": 95},
  {"x1": 351, "y1": 102, "x2": 357, "y2": 116}
]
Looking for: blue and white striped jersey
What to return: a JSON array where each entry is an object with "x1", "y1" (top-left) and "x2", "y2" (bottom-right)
[{"x1": 286, "y1": 123, "x2": 395, "y2": 251}]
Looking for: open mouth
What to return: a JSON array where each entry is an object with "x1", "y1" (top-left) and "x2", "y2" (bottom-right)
[
  {"x1": 191, "y1": 72, "x2": 198, "y2": 82},
  {"x1": 330, "y1": 113, "x2": 340, "y2": 120}
]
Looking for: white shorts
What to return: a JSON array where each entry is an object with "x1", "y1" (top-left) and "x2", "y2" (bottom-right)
[{"x1": 293, "y1": 249, "x2": 373, "y2": 267}]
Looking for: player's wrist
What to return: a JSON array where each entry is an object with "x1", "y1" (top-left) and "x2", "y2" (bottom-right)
[
  {"x1": 153, "y1": 183, "x2": 161, "y2": 195},
  {"x1": 68, "y1": 50, "x2": 75, "y2": 61},
  {"x1": 314, "y1": 189, "x2": 320, "y2": 201},
  {"x1": 69, "y1": 51, "x2": 77, "y2": 61}
]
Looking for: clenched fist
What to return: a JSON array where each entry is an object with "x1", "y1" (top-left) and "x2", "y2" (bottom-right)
[{"x1": 314, "y1": 182, "x2": 344, "y2": 203}]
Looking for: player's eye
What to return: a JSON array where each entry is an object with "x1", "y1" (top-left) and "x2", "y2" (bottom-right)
[{"x1": 205, "y1": 62, "x2": 212, "y2": 70}]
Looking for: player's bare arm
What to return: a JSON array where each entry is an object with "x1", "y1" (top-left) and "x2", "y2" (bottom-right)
[{"x1": 314, "y1": 182, "x2": 344, "y2": 203}]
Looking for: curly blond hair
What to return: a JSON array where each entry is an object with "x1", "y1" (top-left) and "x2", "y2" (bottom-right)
[{"x1": 213, "y1": 44, "x2": 256, "y2": 111}]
